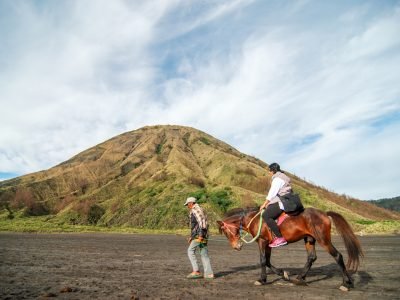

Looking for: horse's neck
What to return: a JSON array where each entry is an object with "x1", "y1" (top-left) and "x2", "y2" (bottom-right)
[
  {"x1": 225, "y1": 211, "x2": 259, "y2": 230},
  {"x1": 244, "y1": 211, "x2": 260, "y2": 232}
]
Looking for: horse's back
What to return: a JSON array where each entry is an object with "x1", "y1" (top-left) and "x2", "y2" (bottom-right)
[{"x1": 281, "y1": 207, "x2": 331, "y2": 242}]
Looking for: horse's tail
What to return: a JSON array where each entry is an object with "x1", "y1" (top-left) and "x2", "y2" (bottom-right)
[{"x1": 327, "y1": 211, "x2": 364, "y2": 272}]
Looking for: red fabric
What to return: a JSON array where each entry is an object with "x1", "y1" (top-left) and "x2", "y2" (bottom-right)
[{"x1": 277, "y1": 212, "x2": 289, "y2": 226}]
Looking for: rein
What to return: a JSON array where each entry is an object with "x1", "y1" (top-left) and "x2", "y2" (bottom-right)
[
  {"x1": 222, "y1": 209, "x2": 265, "y2": 244},
  {"x1": 240, "y1": 209, "x2": 265, "y2": 244}
]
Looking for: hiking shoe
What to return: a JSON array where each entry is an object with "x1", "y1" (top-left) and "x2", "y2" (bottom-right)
[
  {"x1": 204, "y1": 274, "x2": 215, "y2": 279},
  {"x1": 187, "y1": 271, "x2": 202, "y2": 279},
  {"x1": 269, "y1": 237, "x2": 288, "y2": 248}
]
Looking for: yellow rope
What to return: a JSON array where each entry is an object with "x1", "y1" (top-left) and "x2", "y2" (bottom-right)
[{"x1": 240, "y1": 209, "x2": 265, "y2": 244}]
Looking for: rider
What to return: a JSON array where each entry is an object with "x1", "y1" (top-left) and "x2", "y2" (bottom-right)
[{"x1": 259, "y1": 162, "x2": 291, "y2": 248}]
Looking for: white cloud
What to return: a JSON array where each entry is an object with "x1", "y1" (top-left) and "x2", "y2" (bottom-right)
[
  {"x1": 286, "y1": 121, "x2": 400, "y2": 199},
  {"x1": 0, "y1": 1, "x2": 399, "y2": 200},
  {"x1": 155, "y1": 0, "x2": 254, "y2": 42},
  {"x1": 343, "y1": 8, "x2": 400, "y2": 61},
  {"x1": 0, "y1": 0, "x2": 172, "y2": 173}
]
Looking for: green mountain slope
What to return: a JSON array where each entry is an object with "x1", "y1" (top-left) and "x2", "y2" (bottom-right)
[
  {"x1": 367, "y1": 197, "x2": 400, "y2": 212},
  {"x1": 1, "y1": 125, "x2": 399, "y2": 233}
]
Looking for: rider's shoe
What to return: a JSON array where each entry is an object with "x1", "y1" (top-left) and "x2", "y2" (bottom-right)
[{"x1": 269, "y1": 237, "x2": 288, "y2": 248}]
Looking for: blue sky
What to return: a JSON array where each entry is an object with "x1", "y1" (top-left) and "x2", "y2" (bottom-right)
[{"x1": 0, "y1": 0, "x2": 399, "y2": 200}]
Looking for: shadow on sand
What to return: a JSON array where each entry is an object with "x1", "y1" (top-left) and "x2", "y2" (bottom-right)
[{"x1": 216, "y1": 262, "x2": 372, "y2": 286}]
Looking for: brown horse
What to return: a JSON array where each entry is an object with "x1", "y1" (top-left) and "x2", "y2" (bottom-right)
[{"x1": 217, "y1": 207, "x2": 363, "y2": 290}]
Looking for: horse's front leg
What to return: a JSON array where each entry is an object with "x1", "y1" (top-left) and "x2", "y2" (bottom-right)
[
  {"x1": 255, "y1": 239, "x2": 288, "y2": 285},
  {"x1": 254, "y1": 239, "x2": 268, "y2": 285}
]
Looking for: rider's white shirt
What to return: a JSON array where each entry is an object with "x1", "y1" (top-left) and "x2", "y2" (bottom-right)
[{"x1": 266, "y1": 177, "x2": 285, "y2": 210}]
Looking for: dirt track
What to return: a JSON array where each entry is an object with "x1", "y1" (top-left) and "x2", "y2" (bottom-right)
[{"x1": 0, "y1": 233, "x2": 399, "y2": 299}]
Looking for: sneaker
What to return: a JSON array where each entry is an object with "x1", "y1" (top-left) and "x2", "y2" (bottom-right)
[
  {"x1": 187, "y1": 271, "x2": 202, "y2": 279},
  {"x1": 204, "y1": 274, "x2": 215, "y2": 279},
  {"x1": 269, "y1": 237, "x2": 288, "y2": 248}
]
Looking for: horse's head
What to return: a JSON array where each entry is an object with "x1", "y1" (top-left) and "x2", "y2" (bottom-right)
[{"x1": 217, "y1": 220, "x2": 243, "y2": 251}]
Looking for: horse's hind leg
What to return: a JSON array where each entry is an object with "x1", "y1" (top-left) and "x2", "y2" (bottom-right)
[
  {"x1": 265, "y1": 246, "x2": 287, "y2": 279},
  {"x1": 320, "y1": 240, "x2": 354, "y2": 289},
  {"x1": 292, "y1": 236, "x2": 317, "y2": 285}
]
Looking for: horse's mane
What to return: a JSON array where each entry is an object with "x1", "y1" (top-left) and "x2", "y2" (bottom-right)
[
  {"x1": 217, "y1": 207, "x2": 259, "y2": 234},
  {"x1": 224, "y1": 207, "x2": 259, "y2": 218}
]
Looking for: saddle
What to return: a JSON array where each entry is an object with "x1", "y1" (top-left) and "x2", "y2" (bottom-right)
[
  {"x1": 276, "y1": 208, "x2": 304, "y2": 226},
  {"x1": 276, "y1": 212, "x2": 290, "y2": 226}
]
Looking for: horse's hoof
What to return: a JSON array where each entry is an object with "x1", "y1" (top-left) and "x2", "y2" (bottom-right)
[
  {"x1": 339, "y1": 285, "x2": 349, "y2": 292},
  {"x1": 292, "y1": 278, "x2": 308, "y2": 286},
  {"x1": 283, "y1": 270, "x2": 290, "y2": 281},
  {"x1": 254, "y1": 280, "x2": 266, "y2": 286}
]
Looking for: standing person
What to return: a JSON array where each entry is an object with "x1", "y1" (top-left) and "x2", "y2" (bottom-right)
[
  {"x1": 259, "y1": 163, "x2": 291, "y2": 248},
  {"x1": 184, "y1": 197, "x2": 214, "y2": 279}
]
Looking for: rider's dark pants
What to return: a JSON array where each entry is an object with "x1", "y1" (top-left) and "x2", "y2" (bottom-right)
[{"x1": 262, "y1": 202, "x2": 283, "y2": 238}]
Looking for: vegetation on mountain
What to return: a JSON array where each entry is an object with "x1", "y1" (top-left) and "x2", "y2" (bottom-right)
[
  {"x1": 0, "y1": 125, "x2": 399, "y2": 234},
  {"x1": 367, "y1": 197, "x2": 400, "y2": 212}
]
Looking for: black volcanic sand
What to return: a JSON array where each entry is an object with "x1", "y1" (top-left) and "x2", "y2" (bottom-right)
[{"x1": 0, "y1": 233, "x2": 399, "y2": 299}]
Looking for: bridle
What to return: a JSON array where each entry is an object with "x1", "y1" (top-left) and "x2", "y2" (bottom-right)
[
  {"x1": 220, "y1": 209, "x2": 265, "y2": 244},
  {"x1": 220, "y1": 219, "x2": 243, "y2": 238}
]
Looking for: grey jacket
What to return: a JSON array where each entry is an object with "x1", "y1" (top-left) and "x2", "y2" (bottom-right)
[{"x1": 268, "y1": 171, "x2": 292, "y2": 204}]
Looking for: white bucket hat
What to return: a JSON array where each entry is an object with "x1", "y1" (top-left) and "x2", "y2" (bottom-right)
[{"x1": 184, "y1": 197, "x2": 197, "y2": 206}]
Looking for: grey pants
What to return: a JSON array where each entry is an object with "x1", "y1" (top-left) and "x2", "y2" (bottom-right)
[{"x1": 187, "y1": 239, "x2": 213, "y2": 276}]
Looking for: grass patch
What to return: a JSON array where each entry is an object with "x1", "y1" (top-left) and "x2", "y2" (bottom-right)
[
  {"x1": 188, "y1": 188, "x2": 233, "y2": 213},
  {"x1": 199, "y1": 137, "x2": 211, "y2": 145},
  {"x1": 156, "y1": 143, "x2": 163, "y2": 154},
  {"x1": 0, "y1": 211, "x2": 398, "y2": 235},
  {"x1": 354, "y1": 220, "x2": 400, "y2": 235},
  {"x1": 0, "y1": 215, "x2": 189, "y2": 235},
  {"x1": 356, "y1": 219, "x2": 376, "y2": 225}
]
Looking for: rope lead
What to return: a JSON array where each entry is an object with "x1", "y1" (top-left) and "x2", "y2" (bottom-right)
[{"x1": 240, "y1": 209, "x2": 265, "y2": 244}]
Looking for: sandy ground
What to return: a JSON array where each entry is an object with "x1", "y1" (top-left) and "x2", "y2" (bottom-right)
[{"x1": 0, "y1": 232, "x2": 399, "y2": 299}]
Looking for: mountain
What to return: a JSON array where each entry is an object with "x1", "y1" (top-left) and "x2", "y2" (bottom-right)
[
  {"x1": 0, "y1": 125, "x2": 399, "y2": 232},
  {"x1": 367, "y1": 197, "x2": 400, "y2": 212}
]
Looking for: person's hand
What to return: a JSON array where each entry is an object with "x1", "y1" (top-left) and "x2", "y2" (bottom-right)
[
  {"x1": 260, "y1": 201, "x2": 269, "y2": 211},
  {"x1": 197, "y1": 236, "x2": 204, "y2": 242},
  {"x1": 187, "y1": 237, "x2": 192, "y2": 244}
]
